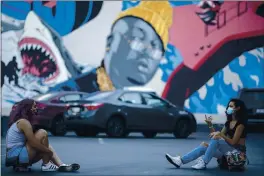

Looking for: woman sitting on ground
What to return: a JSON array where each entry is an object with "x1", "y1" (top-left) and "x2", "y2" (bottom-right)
[
  {"x1": 5, "y1": 99, "x2": 79, "y2": 172},
  {"x1": 165, "y1": 98, "x2": 248, "y2": 170}
]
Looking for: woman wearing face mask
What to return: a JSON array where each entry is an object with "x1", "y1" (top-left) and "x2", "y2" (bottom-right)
[
  {"x1": 5, "y1": 99, "x2": 80, "y2": 172},
  {"x1": 165, "y1": 98, "x2": 248, "y2": 170}
]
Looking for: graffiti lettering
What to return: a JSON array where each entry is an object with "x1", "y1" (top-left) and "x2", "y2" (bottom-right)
[{"x1": 1, "y1": 1, "x2": 103, "y2": 36}]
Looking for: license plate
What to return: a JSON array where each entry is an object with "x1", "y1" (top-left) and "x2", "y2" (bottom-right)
[{"x1": 71, "y1": 107, "x2": 80, "y2": 113}]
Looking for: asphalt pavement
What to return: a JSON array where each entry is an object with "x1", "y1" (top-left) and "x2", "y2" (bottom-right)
[{"x1": 1, "y1": 132, "x2": 264, "y2": 176}]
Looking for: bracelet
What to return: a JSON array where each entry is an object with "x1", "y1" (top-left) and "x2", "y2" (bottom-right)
[{"x1": 208, "y1": 125, "x2": 213, "y2": 129}]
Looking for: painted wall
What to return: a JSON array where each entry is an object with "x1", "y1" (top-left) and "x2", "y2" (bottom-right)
[{"x1": 1, "y1": 1, "x2": 264, "y2": 123}]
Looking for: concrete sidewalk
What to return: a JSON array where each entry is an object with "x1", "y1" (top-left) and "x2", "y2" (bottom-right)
[{"x1": 2, "y1": 132, "x2": 264, "y2": 176}]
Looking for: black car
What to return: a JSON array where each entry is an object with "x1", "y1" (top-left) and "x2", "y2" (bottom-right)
[
  {"x1": 64, "y1": 89, "x2": 197, "y2": 138},
  {"x1": 238, "y1": 88, "x2": 264, "y2": 127}
]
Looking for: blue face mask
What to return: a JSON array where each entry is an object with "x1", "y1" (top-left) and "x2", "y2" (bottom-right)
[{"x1": 226, "y1": 107, "x2": 234, "y2": 115}]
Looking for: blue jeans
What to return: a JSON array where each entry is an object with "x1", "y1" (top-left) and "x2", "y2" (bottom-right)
[{"x1": 181, "y1": 138, "x2": 235, "y2": 164}]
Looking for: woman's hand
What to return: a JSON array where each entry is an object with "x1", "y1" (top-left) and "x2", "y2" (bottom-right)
[
  {"x1": 209, "y1": 131, "x2": 220, "y2": 138},
  {"x1": 209, "y1": 131, "x2": 222, "y2": 139},
  {"x1": 205, "y1": 115, "x2": 213, "y2": 126},
  {"x1": 212, "y1": 134, "x2": 222, "y2": 139}
]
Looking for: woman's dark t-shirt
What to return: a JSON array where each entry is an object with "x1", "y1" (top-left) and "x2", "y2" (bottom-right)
[{"x1": 225, "y1": 121, "x2": 247, "y2": 139}]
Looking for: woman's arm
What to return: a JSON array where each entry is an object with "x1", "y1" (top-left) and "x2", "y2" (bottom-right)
[
  {"x1": 210, "y1": 126, "x2": 226, "y2": 138},
  {"x1": 205, "y1": 115, "x2": 215, "y2": 133},
  {"x1": 220, "y1": 124, "x2": 245, "y2": 145},
  {"x1": 18, "y1": 119, "x2": 52, "y2": 154},
  {"x1": 220, "y1": 126, "x2": 227, "y2": 135},
  {"x1": 209, "y1": 124, "x2": 215, "y2": 133}
]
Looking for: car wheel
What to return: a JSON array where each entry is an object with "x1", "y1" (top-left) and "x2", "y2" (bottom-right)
[
  {"x1": 75, "y1": 128, "x2": 98, "y2": 137},
  {"x1": 142, "y1": 132, "x2": 157, "y2": 138},
  {"x1": 51, "y1": 117, "x2": 67, "y2": 136},
  {"x1": 106, "y1": 117, "x2": 126, "y2": 138},
  {"x1": 173, "y1": 119, "x2": 191, "y2": 138}
]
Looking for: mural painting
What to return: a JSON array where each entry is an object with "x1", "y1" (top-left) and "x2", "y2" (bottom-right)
[{"x1": 1, "y1": 1, "x2": 264, "y2": 117}]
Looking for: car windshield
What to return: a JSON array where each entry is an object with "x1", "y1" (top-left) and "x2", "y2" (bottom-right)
[
  {"x1": 240, "y1": 91, "x2": 264, "y2": 109},
  {"x1": 84, "y1": 91, "x2": 114, "y2": 101},
  {"x1": 33, "y1": 93, "x2": 57, "y2": 101}
]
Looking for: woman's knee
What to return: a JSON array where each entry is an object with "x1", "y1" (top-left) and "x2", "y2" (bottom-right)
[
  {"x1": 34, "y1": 129, "x2": 49, "y2": 145},
  {"x1": 34, "y1": 129, "x2": 48, "y2": 139},
  {"x1": 200, "y1": 142, "x2": 209, "y2": 147}
]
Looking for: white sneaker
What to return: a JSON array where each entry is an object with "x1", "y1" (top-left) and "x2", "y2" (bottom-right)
[
  {"x1": 192, "y1": 157, "x2": 206, "y2": 170},
  {"x1": 165, "y1": 153, "x2": 182, "y2": 168},
  {"x1": 41, "y1": 161, "x2": 58, "y2": 172},
  {"x1": 58, "y1": 163, "x2": 80, "y2": 172}
]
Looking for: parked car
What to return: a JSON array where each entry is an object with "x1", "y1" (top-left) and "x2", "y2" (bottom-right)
[
  {"x1": 238, "y1": 88, "x2": 264, "y2": 127},
  {"x1": 64, "y1": 89, "x2": 197, "y2": 138},
  {"x1": 10, "y1": 91, "x2": 90, "y2": 136}
]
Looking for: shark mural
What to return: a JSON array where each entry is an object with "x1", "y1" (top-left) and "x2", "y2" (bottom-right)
[
  {"x1": 1, "y1": 11, "x2": 93, "y2": 107},
  {"x1": 1, "y1": 1, "x2": 264, "y2": 117}
]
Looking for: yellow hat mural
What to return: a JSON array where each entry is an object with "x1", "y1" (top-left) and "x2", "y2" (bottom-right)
[{"x1": 115, "y1": 1, "x2": 173, "y2": 50}]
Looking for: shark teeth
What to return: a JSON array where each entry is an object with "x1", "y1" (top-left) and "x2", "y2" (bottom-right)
[
  {"x1": 32, "y1": 44, "x2": 37, "y2": 49},
  {"x1": 21, "y1": 45, "x2": 27, "y2": 50},
  {"x1": 45, "y1": 50, "x2": 50, "y2": 56},
  {"x1": 19, "y1": 42, "x2": 57, "y2": 80},
  {"x1": 28, "y1": 44, "x2": 32, "y2": 49},
  {"x1": 20, "y1": 43, "x2": 54, "y2": 62}
]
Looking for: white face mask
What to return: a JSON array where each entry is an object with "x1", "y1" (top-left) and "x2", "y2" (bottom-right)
[{"x1": 226, "y1": 107, "x2": 234, "y2": 115}]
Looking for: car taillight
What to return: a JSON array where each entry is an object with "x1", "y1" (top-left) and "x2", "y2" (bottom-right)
[
  {"x1": 37, "y1": 103, "x2": 47, "y2": 109},
  {"x1": 84, "y1": 103, "x2": 104, "y2": 110}
]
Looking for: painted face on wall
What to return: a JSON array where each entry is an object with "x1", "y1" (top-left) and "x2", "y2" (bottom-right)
[{"x1": 104, "y1": 17, "x2": 164, "y2": 89}]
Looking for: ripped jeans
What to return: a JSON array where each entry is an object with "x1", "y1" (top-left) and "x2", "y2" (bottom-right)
[{"x1": 181, "y1": 138, "x2": 235, "y2": 164}]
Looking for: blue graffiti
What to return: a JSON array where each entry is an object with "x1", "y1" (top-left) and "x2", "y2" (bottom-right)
[
  {"x1": 186, "y1": 48, "x2": 264, "y2": 114},
  {"x1": 33, "y1": 1, "x2": 76, "y2": 36},
  {"x1": 122, "y1": 0, "x2": 198, "y2": 11},
  {"x1": 122, "y1": 0, "x2": 141, "y2": 11},
  {"x1": 160, "y1": 44, "x2": 183, "y2": 82},
  {"x1": 1, "y1": 1, "x2": 103, "y2": 36},
  {"x1": 169, "y1": 1, "x2": 197, "y2": 7}
]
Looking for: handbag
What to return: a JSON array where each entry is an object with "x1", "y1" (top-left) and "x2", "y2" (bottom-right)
[{"x1": 224, "y1": 149, "x2": 248, "y2": 167}]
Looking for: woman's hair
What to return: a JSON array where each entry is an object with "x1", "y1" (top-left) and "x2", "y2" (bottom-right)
[
  {"x1": 226, "y1": 98, "x2": 248, "y2": 125},
  {"x1": 100, "y1": 60, "x2": 105, "y2": 68},
  {"x1": 8, "y1": 99, "x2": 35, "y2": 128}
]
